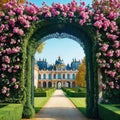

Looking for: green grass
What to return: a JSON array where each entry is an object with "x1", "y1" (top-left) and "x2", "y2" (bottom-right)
[
  {"x1": 34, "y1": 88, "x2": 55, "y2": 113},
  {"x1": 63, "y1": 89, "x2": 86, "y2": 116},
  {"x1": 0, "y1": 105, "x2": 6, "y2": 108},
  {"x1": 34, "y1": 97, "x2": 50, "y2": 113},
  {"x1": 98, "y1": 104, "x2": 120, "y2": 120},
  {"x1": 0, "y1": 104, "x2": 23, "y2": 120},
  {"x1": 69, "y1": 97, "x2": 86, "y2": 115}
]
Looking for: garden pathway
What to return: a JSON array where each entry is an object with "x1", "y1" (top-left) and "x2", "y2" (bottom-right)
[{"x1": 23, "y1": 89, "x2": 91, "y2": 120}]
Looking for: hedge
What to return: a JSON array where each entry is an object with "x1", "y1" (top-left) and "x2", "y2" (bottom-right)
[
  {"x1": 98, "y1": 104, "x2": 120, "y2": 120},
  {"x1": 0, "y1": 104, "x2": 23, "y2": 120},
  {"x1": 34, "y1": 92, "x2": 46, "y2": 97},
  {"x1": 34, "y1": 88, "x2": 55, "y2": 97},
  {"x1": 66, "y1": 91, "x2": 86, "y2": 97},
  {"x1": 62, "y1": 87, "x2": 86, "y2": 97}
]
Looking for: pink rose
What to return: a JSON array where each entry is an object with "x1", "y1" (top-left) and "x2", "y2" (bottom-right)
[
  {"x1": 107, "y1": 50, "x2": 114, "y2": 57},
  {"x1": 2, "y1": 56, "x2": 10, "y2": 64},
  {"x1": 6, "y1": 93, "x2": 10, "y2": 97},
  {"x1": 12, "y1": 78, "x2": 16, "y2": 83},
  {"x1": 115, "y1": 50, "x2": 120, "y2": 57},
  {"x1": 101, "y1": 84, "x2": 106, "y2": 90},
  {"x1": 114, "y1": 41, "x2": 119, "y2": 48},
  {"x1": 116, "y1": 85, "x2": 120, "y2": 90},
  {"x1": 9, "y1": 18, "x2": 15, "y2": 25},
  {"x1": 68, "y1": 12, "x2": 74, "y2": 17},
  {"x1": 101, "y1": 44, "x2": 109, "y2": 52},
  {"x1": 14, "y1": 84, "x2": 19, "y2": 89}
]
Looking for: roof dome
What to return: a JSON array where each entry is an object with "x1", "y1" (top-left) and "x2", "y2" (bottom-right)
[{"x1": 55, "y1": 56, "x2": 64, "y2": 65}]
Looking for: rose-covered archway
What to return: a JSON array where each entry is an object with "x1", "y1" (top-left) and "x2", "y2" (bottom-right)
[{"x1": 0, "y1": 0, "x2": 120, "y2": 118}]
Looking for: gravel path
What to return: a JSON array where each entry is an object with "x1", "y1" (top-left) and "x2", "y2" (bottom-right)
[{"x1": 23, "y1": 89, "x2": 90, "y2": 120}]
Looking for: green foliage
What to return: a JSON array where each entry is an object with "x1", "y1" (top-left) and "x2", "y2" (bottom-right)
[
  {"x1": 0, "y1": 104, "x2": 23, "y2": 120},
  {"x1": 75, "y1": 58, "x2": 86, "y2": 87},
  {"x1": 34, "y1": 88, "x2": 55, "y2": 97},
  {"x1": 24, "y1": 20, "x2": 98, "y2": 118},
  {"x1": 34, "y1": 88, "x2": 55, "y2": 113},
  {"x1": 69, "y1": 97, "x2": 86, "y2": 116},
  {"x1": 34, "y1": 97, "x2": 50, "y2": 113},
  {"x1": 37, "y1": 42, "x2": 45, "y2": 53},
  {"x1": 62, "y1": 87, "x2": 86, "y2": 97},
  {"x1": 22, "y1": 44, "x2": 35, "y2": 118},
  {"x1": 34, "y1": 92, "x2": 46, "y2": 97},
  {"x1": 22, "y1": 103, "x2": 35, "y2": 118},
  {"x1": 34, "y1": 88, "x2": 46, "y2": 92},
  {"x1": 98, "y1": 104, "x2": 120, "y2": 120}
]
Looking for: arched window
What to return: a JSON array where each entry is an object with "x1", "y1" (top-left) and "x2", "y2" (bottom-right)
[
  {"x1": 48, "y1": 81, "x2": 52, "y2": 88},
  {"x1": 54, "y1": 74, "x2": 56, "y2": 79},
  {"x1": 58, "y1": 74, "x2": 61, "y2": 79},
  {"x1": 67, "y1": 74, "x2": 70, "y2": 80},
  {"x1": 49, "y1": 74, "x2": 52, "y2": 80},
  {"x1": 43, "y1": 74, "x2": 46, "y2": 79},
  {"x1": 38, "y1": 74, "x2": 41, "y2": 79},
  {"x1": 63, "y1": 74, "x2": 65, "y2": 79},
  {"x1": 72, "y1": 74, "x2": 75, "y2": 80},
  {"x1": 43, "y1": 82, "x2": 46, "y2": 88}
]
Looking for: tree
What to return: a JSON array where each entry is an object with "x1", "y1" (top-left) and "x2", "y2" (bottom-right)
[
  {"x1": 0, "y1": 0, "x2": 26, "y2": 9},
  {"x1": 75, "y1": 58, "x2": 86, "y2": 87},
  {"x1": 36, "y1": 42, "x2": 45, "y2": 53}
]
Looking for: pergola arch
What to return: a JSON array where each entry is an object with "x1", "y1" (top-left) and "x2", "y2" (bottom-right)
[{"x1": 24, "y1": 20, "x2": 97, "y2": 118}]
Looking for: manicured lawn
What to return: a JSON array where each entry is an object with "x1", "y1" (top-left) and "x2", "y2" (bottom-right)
[
  {"x1": 34, "y1": 88, "x2": 55, "y2": 113},
  {"x1": 98, "y1": 104, "x2": 120, "y2": 120},
  {"x1": 34, "y1": 97, "x2": 51, "y2": 113},
  {"x1": 69, "y1": 97, "x2": 86, "y2": 115},
  {"x1": 63, "y1": 89, "x2": 86, "y2": 115}
]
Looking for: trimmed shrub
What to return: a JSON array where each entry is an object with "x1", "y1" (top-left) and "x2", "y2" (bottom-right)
[
  {"x1": 66, "y1": 91, "x2": 86, "y2": 97},
  {"x1": 0, "y1": 104, "x2": 23, "y2": 120},
  {"x1": 62, "y1": 87, "x2": 86, "y2": 97},
  {"x1": 98, "y1": 104, "x2": 120, "y2": 120},
  {"x1": 22, "y1": 103, "x2": 35, "y2": 118},
  {"x1": 34, "y1": 88, "x2": 55, "y2": 97},
  {"x1": 34, "y1": 92, "x2": 46, "y2": 97}
]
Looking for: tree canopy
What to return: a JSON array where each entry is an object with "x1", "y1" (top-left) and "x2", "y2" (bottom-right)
[{"x1": 75, "y1": 58, "x2": 86, "y2": 87}]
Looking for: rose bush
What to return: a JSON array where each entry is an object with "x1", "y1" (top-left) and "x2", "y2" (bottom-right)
[{"x1": 0, "y1": 0, "x2": 120, "y2": 103}]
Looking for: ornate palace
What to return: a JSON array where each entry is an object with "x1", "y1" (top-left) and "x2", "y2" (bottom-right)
[{"x1": 34, "y1": 57, "x2": 80, "y2": 88}]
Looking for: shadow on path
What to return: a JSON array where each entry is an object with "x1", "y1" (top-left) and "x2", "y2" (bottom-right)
[{"x1": 22, "y1": 90, "x2": 94, "y2": 120}]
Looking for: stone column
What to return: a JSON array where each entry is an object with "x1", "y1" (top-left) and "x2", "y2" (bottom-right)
[
  {"x1": 52, "y1": 82, "x2": 54, "y2": 87},
  {"x1": 61, "y1": 82, "x2": 64, "y2": 87},
  {"x1": 46, "y1": 82, "x2": 48, "y2": 88},
  {"x1": 55, "y1": 82, "x2": 57, "y2": 88},
  {"x1": 51, "y1": 73, "x2": 53, "y2": 80},
  {"x1": 70, "y1": 73, "x2": 72, "y2": 80},
  {"x1": 46, "y1": 73, "x2": 48, "y2": 80},
  {"x1": 57, "y1": 73, "x2": 58, "y2": 80},
  {"x1": 61, "y1": 73, "x2": 63, "y2": 80},
  {"x1": 41, "y1": 81, "x2": 43, "y2": 87},
  {"x1": 41, "y1": 73, "x2": 43, "y2": 79},
  {"x1": 65, "y1": 73, "x2": 67, "y2": 80}
]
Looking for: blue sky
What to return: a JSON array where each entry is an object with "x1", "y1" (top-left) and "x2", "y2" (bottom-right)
[
  {"x1": 28, "y1": 0, "x2": 92, "y2": 64},
  {"x1": 35, "y1": 38, "x2": 85, "y2": 64},
  {"x1": 28, "y1": 0, "x2": 92, "y2": 6}
]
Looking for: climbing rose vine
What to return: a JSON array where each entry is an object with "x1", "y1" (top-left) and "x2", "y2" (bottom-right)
[{"x1": 0, "y1": 0, "x2": 120, "y2": 103}]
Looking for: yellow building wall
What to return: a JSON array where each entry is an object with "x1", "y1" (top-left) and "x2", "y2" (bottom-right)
[{"x1": 0, "y1": 0, "x2": 26, "y2": 9}]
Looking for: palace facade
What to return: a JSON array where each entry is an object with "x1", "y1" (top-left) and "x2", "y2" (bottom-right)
[{"x1": 34, "y1": 57, "x2": 80, "y2": 88}]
